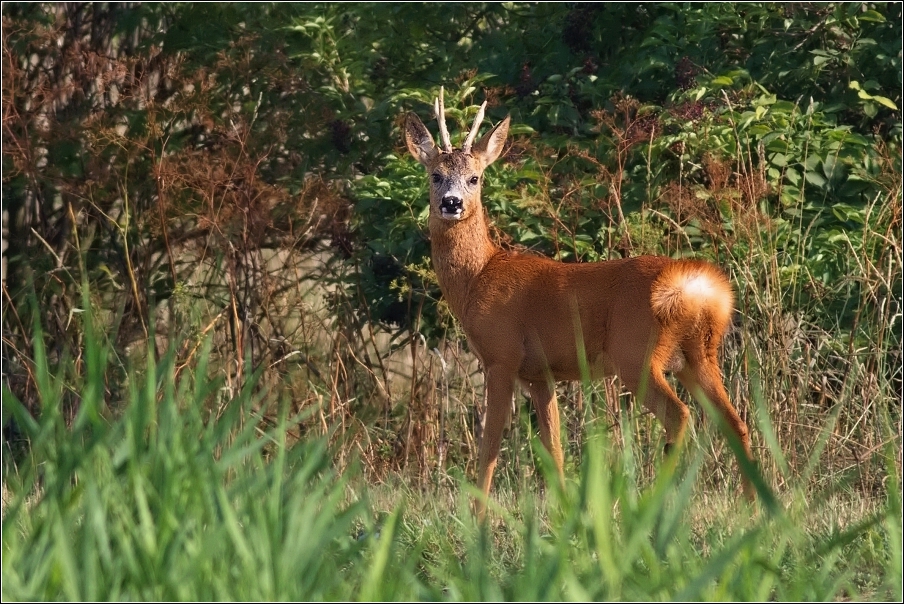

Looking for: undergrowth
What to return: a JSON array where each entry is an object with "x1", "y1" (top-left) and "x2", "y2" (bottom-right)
[{"x1": 2, "y1": 306, "x2": 901, "y2": 600}]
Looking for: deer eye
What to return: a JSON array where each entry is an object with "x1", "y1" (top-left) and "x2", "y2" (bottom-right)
[
  {"x1": 432, "y1": 173, "x2": 442, "y2": 184},
  {"x1": 469, "y1": 176, "x2": 479, "y2": 186}
]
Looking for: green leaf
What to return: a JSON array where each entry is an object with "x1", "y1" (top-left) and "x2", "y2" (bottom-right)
[
  {"x1": 805, "y1": 171, "x2": 827, "y2": 187},
  {"x1": 839, "y1": 177, "x2": 872, "y2": 198},
  {"x1": 858, "y1": 9, "x2": 886, "y2": 22},
  {"x1": 832, "y1": 132, "x2": 869, "y2": 146},
  {"x1": 770, "y1": 153, "x2": 788, "y2": 168},
  {"x1": 764, "y1": 136, "x2": 788, "y2": 152},
  {"x1": 871, "y1": 95, "x2": 898, "y2": 110},
  {"x1": 509, "y1": 124, "x2": 536, "y2": 135},
  {"x1": 781, "y1": 185, "x2": 801, "y2": 206},
  {"x1": 822, "y1": 155, "x2": 842, "y2": 181},
  {"x1": 772, "y1": 101, "x2": 797, "y2": 113},
  {"x1": 831, "y1": 204, "x2": 865, "y2": 224}
]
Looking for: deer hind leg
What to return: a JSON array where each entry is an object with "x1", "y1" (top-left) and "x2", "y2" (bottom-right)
[
  {"x1": 527, "y1": 380, "x2": 565, "y2": 487},
  {"x1": 475, "y1": 365, "x2": 516, "y2": 520},
  {"x1": 621, "y1": 359, "x2": 691, "y2": 456},
  {"x1": 676, "y1": 348, "x2": 756, "y2": 501}
]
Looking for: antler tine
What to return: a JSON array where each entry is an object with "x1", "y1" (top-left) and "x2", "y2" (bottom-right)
[
  {"x1": 434, "y1": 86, "x2": 453, "y2": 153},
  {"x1": 462, "y1": 100, "x2": 487, "y2": 153}
]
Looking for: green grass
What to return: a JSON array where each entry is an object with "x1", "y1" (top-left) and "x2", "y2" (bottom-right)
[{"x1": 2, "y1": 319, "x2": 901, "y2": 601}]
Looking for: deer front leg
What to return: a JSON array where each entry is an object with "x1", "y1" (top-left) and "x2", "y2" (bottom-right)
[
  {"x1": 475, "y1": 365, "x2": 515, "y2": 521},
  {"x1": 528, "y1": 380, "x2": 565, "y2": 487}
]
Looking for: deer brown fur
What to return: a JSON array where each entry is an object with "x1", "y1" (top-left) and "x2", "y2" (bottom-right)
[{"x1": 404, "y1": 91, "x2": 755, "y2": 518}]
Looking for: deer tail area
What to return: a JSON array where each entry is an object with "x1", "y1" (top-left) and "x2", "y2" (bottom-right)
[{"x1": 649, "y1": 260, "x2": 735, "y2": 338}]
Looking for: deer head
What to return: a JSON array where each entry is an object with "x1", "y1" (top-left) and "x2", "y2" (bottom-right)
[{"x1": 404, "y1": 88, "x2": 510, "y2": 223}]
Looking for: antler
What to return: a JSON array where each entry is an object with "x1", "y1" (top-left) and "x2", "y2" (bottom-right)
[
  {"x1": 433, "y1": 86, "x2": 453, "y2": 153},
  {"x1": 462, "y1": 100, "x2": 487, "y2": 153}
]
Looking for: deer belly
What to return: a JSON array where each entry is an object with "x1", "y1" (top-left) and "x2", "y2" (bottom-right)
[{"x1": 518, "y1": 337, "x2": 611, "y2": 382}]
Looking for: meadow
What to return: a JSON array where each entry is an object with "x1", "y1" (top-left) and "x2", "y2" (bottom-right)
[{"x1": 3, "y1": 3, "x2": 901, "y2": 600}]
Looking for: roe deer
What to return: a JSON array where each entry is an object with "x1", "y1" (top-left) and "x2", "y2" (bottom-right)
[{"x1": 404, "y1": 89, "x2": 755, "y2": 519}]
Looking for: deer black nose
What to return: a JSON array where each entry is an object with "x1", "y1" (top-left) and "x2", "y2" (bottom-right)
[{"x1": 440, "y1": 196, "x2": 463, "y2": 214}]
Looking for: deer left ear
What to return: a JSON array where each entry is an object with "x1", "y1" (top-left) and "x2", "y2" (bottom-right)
[
  {"x1": 471, "y1": 116, "x2": 510, "y2": 168},
  {"x1": 405, "y1": 113, "x2": 439, "y2": 166}
]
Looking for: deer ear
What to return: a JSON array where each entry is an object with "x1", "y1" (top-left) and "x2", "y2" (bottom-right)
[
  {"x1": 471, "y1": 115, "x2": 510, "y2": 168},
  {"x1": 405, "y1": 113, "x2": 438, "y2": 166}
]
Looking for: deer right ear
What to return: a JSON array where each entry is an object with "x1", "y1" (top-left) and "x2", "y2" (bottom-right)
[
  {"x1": 471, "y1": 115, "x2": 510, "y2": 168},
  {"x1": 405, "y1": 113, "x2": 438, "y2": 166}
]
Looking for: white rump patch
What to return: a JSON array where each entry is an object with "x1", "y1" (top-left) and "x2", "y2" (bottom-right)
[
  {"x1": 681, "y1": 274, "x2": 716, "y2": 298},
  {"x1": 678, "y1": 271, "x2": 733, "y2": 319}
]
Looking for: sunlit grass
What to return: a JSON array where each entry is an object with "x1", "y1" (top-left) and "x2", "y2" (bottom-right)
[{"x1": 2, "y1": 319, "x2": 900, "y2": 600}]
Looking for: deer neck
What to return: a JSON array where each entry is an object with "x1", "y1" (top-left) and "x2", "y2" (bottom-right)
[{"x1": 429, "y1": 208, "x2": 498, "y2": 318}]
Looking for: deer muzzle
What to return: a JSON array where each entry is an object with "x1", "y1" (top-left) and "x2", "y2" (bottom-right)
[{"x1": 439, "y1": 195, "x2": 464, "y2": 219}]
